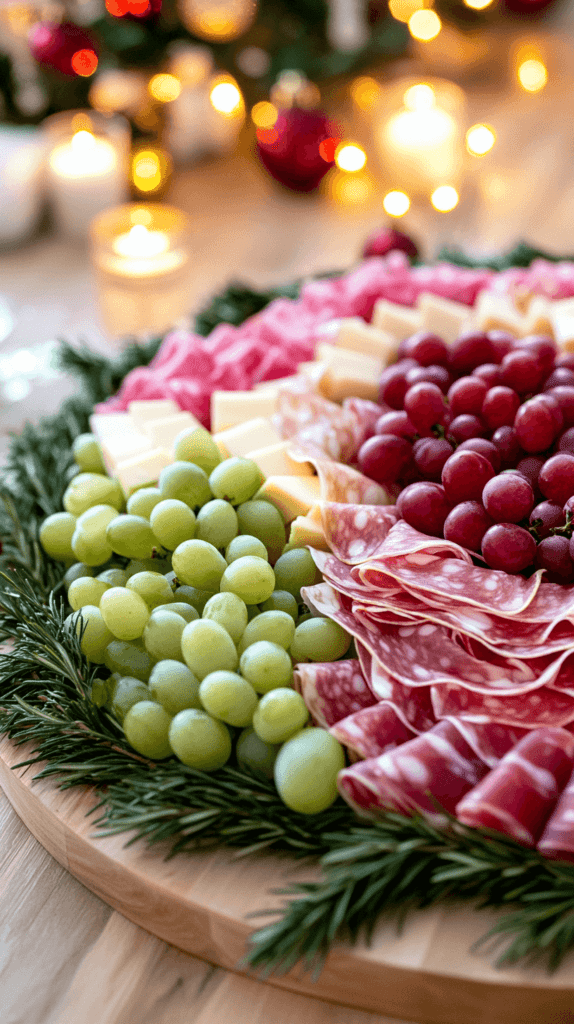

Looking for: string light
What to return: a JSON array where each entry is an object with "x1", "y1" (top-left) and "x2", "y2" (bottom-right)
[
  {"x1": 518, "y1": 58, "x2": 548, "y2": 93},
  {"x1": 209, "y1": 76, "x2": 243, "y2": 116},
  {"x1": 179, "y1": 0, "x2": 256, "y2": 42},
  {"x1": 350, "y1": 76, "x2": 380, "y2": 110},
  {"x1": 466, "y1": 123, "x2": 496, "y2": 156},
  {"x1": 328, "y1": 170, "x2": 374, "y2": 205},
  {"x1": 408, "y1": 9, "x2": 441, "y2": 41},
  {"x1": 464, "y1": 0, "x2": 493, "y2": 8},
  {"x1": 71, "y1": 49, "x2": 98, "y2": 77},
  {"x1": 431, "y1": 185, "x2": 459, "y2": 211},
  {"x1": 131, "y1": 148, "x2": 171, "y2": 193},
  {"x1": 403, "y1": 83, "x2": 435, "y2": 111},
  {"x1": 383, "y1": 190, "x2": 410, "y2": 217},
  {"x1": 148, "y1": 74, "x2": 182, "y2": 102},
  {"x1": 335, "y1": 143, "x2": 367, "y2": 172},
  {"x1": 389, "y1": 0, "x2": 424, "y2": 22},
  {"x1": 251, "y1": 101, "x2": 277, "y2": 129}
]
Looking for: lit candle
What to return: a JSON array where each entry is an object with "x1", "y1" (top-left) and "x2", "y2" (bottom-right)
[
  {"x1": 90, "y1": 204, "x2": 192, "y2": 338},
  {"x1": 0, "y1": 125, "x2": 45, "y2": 246}
]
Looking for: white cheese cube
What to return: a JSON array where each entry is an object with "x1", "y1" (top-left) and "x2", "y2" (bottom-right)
[
  {"x1": 246, "y1": 441, "x2": 314, "y2": 478},
  {"x1": 254, "y1": 375, "x2": 304, "y2": 392},
  {"x1": 115, "y1": 448, "x2": 173, "y2": 497},
  {"x1": 334, "y1": 318, "x2": 398, "y2": 364},
  {"x1": 100, "y1": 433, "x2": 152, "y2": 475},
  {"x1": 416, "y1": 292, "x2": 474, "y2": 344},
  {"x1": 141, "y1": 412, "x2": 201, "y2": 450},
  {"x1": 315, "y1": 343, "x2": 382, "y2": 402},
  {"x1": 523, "y1": 296, "x2": 554, "y2": 337},
  {"x1": 213, "y1": 417, "x2": 282, "y2": 458},
  {"x1": 550, "y1": 298, "x2": 574, "y2": 352},
  {"x1": 210, "y1": 391, "x2": 279, "y2": 433},
  {"x1": 371, "y1": 299, "x2": 422, "y2": 340},
  {"x1": 128, "y1": 399, "x2": 181, "y2": 429},
  {"x1": 286, "y1": 514, "x2": 329, "y2": 552},
  {"x1": 255, "y1": 475, "x2": 322, "y2": 523},
  {"x1": 473, "y1": 290, "x2": 524, "y2": 336},
  {"x1": 89, "y1": 412, "x2": 133, "y2": 440}
]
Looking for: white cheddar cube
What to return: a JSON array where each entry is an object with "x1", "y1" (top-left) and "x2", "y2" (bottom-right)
[
  {"x1": 213, "y1": 417, "x2": 282, "y2": 458},
  {"x1": 141, "y1": 412, "x2": 201, "y2": 449},
  {"x1": 416, "y1": 292, "x2": 474, "y2": 344},
  {"x1": 100, "y1": 432, "x2": 152, "y2": 475},
  {"x1": 524, "y1": 295, "x2": 554, "y2": 337},
  {"x1": 256, "y1": 475, "x2": 322, "y2": 523},
  {"x1": 210, "y1": 391, "x2": 279, "y2": 433},
  {"x1": 286, "y1": 514, "x2": 329, "y2": 552},
  {"x1": 246, "y1": 441, "x2": 314, "y2": 478},
  {"x1": 335, "y1": 318, "x2": 398, "y2": 364},
  {"x1": 90, "y1": 412, "x2": 133, "y2": 440},
  {"x1": 254, "y1": 375, "x2": 303, "y2": 392},
  {"x1": 550, "y1": 298, "x2": 574, "y2": 352},
  {"x1": 297, "y1": 360, "x2": 329, "y2": 385},
  {"x1": 315, "y1": 343, "x2": 382, "y2": 402},
  {"x1": 371, "y1": 299, "x2": 422, "y2": 340},
  {"x1": 473, "y1": 290, "x2": 524, "y2": 336},
  {"x1": 306, "y1": 502, "x2": 324, "y2": 526},
  {"x1": 115, "y1": 447, "x2": 173, "y2": 497},
  {"x1": 128, "y1": 399, "x2": 180, "y2": 428}
]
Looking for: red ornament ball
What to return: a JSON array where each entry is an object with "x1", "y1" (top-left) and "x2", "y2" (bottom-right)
[
  {"x1": 256, "y1": 108, "x2": 336, "y2": 193},
  {"x1": 29, "y1": 22, "x2": 98, "y2": 77},
  {"x1": 362, "y1": 227, "x2": 419, "y2": 260}
]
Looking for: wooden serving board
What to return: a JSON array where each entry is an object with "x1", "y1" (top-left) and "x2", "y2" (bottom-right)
[{"x1": 2, "y1": 734, "x2": 574, "y2": 1024}]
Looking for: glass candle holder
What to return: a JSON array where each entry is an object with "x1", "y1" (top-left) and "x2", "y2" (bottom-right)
[
  {"x1": 90, "y1": 202, "x2": 192, "y2": 339},
  {"x1": 43, "y1": 109, "x2": 130, "y2": 240}
]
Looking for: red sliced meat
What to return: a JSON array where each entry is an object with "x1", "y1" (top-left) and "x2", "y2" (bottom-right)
[
  {"x1": 433, "y1": 683, "x2": 574, "y2": 730},
  {"x1": 313, "y1": 458, "x2": 391, "y2": 506},
  {"x1": 310, "y1": 548, "x2": 400, "y2": 602},
  {"x1": 370, "y1": 659, "x2": 436, "y2": 733},
  {"x1": 337, "y1": 719, "x2": 489, "y2": 823},
  {"x1": 537, "y1": 768, "x2": 574, "y2": 862},
  {"x1": 445, "y1": 719, "x2": 528, "y2": 769},
  {"x1": 320, "y1": 503, "x2": 400, "y2": 564},
  {"x1": 343, "y1": 397, "x2": 386, "y2": 450},
  {"x1": 330, "y1": 702, "x2": 415, "y2": 760},
  {"x1": 293, "y1": 659, "x2": 376, "y2": 729},
  {"x1": 368, "y1": 520, "x2": 474, "y2": 564},
  {"x1": 456, "y1": 728, "x2": 574, "y2": 846}
]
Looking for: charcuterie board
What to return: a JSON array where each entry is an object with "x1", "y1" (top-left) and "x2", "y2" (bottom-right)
[{"x1": 2, "y1": 734, "x2": 574, "y2": 1024}]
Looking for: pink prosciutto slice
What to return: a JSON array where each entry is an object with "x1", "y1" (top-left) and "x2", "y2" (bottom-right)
[
  {"x1": 292, "y1": 660, "x2": 376, "y2": 729},
  {"x1": 330, "y1": 703, "x2": 415, "y2": 760},
  {"x1": 337, "y1": 719, "x2": 489, "y2": 823},
  {"x1": 456, "y1": 728, "x2": 574, "y2": 846}
]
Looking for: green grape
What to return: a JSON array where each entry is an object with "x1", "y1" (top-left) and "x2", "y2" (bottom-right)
[
  {"x1": 106, "y1": 515, "x2": 156, "y2": 559},
  {"x1": 63, "y1": 562, "x2": 95, "y2": 589},
  {"x1": 76, "y1": 504, "x2": 119, "y2": 541},
  {"x1": 97, "y1": 567, "x2": 128, "y2": 588},
  {"x1": 252, "y1": 688, "x2": 308, "y2": 744},
  {"x1": 63, "y1": 473, "x2": 123, "y2": 517},
  {"x1": 290, "y1": 617, "x2": 352, "y2": 663},
  {"x1": 220, "y1": 556, "x2": 275, "y2": 605},
  {"x1": 125, "y1": 557, "x2": 170, "y2": 579},
  {"x1": 260, "y1": 591, "x2": 298, "y2": 622},
  {"x1": 272, "y1": 548, "x2": 316, "y2": 600},
  {"x1": 39, "y1": 512, "x2": 77, "y2": 562},
  {"x1": 143, "y1": 609, "x2": 186, "y2": 661},
  {"x1": 195, "y1": 499, "x2": 238, "y2": 549},
  {"x1": 155, "y1": 601, "x2": 198, "y2": 623},
  {"x1": 225, "y1": 534, "x2": 268, "y2": 565},
  {"x1": 68, "y1": 576, "x2": 109, "y2": 610},
  {"x1": 202, "y1": 592, "x2": 248, "y2": 644},
  {"x1": 72, "y1": 433, "x2": 106, "y2": 474},
  {"x1": 99, "y1": 587, "x2": 150, "y2": 641},
  {"x1": 90, "y1": 677, "x2": 109, "y2": 708},
  {"x1": 239, "y1": 641, "x2": 292, "y2": 694},
  {"x1": 236, "y1": 500, "x2": 285, "y2": 561},
  {"x1": 172, "y1": 539, "x2": 227, "y2": 590},
  {"x1": 238, "y1": 610, "x2": 295, "y2": 655},
  {"x1": 247, "y1": 605, "x2": 260, "y2": 622},
  {"x1": 173, "y1": 425, "x2": 222, "y2": 474},
  {"x1": 274, "y1": 729, "x2": 345, "y2": 814},
  {"x1": 168, "y1": 708, "x2": 231, "y2": 770},
  {"x1": 149, "y1": 498, "x2": 196, "y2": 551},
  {"x1": 71, "y1": 526, "x2": 113, "y2": 568},
  {"x1": 124, "y1": 700, "x2": 173, "y2": 759},
  {"x1": 159, "y1": 461, "x2": 211, "y2": 509},
  {"x1": 127, "y1": 487, "x2": 162, "y2": 519},
  {"x1": 181, "y1": 619, "x2": 238, "y2": 680},
  {"x1": 65, "y1": 606, "x2": 114, "y2": 663},
  {"x1": 126, "y1": 570, "x2": 174, "y2": 609},
  {"x1": 297, "y1": 612, "x2": 313, "y2": 625},
  {"x1": 109, "y1": 676, "x2": 150, "y2": 723},
  {"x1": 199, "y1": 670, "x2": 258, "y2": 727},
  {"x1": 236, "y1": 727, "x2": 280, "y2": 779},
  {"x1": 104, "y1": 639, "x2": 153, "y2": 683},
  {"x1": 149, "y1": 660, "x2": 202, "y2": 716},
  {"x1": 209, "y1": 457, "x2": 262, "y2": 506},
  {"x1": 173, "y1": 585, "x2": 214, "y2": 614}
]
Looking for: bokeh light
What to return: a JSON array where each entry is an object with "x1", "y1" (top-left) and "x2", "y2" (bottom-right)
[
  {"x1": 328, "y1": 170, "x2": 374, "y2": 206},
  {"x1": 335, "y1": 143, "x2": 367, "y2": 172},
  {"x1": 518, "y1": 59, "x2": 548, "y2": 93},
  {"x1": 209, "y1": 78, "x2": 243, "y2": 115},
  {"x1": 389, "y1": 0, "x2": 425, "y2": 22},
  {"x1": 319, "y1": 138, "x2": 339, "y2": 163},
  {"x1": 466, "y1": 123, "x2": 496, "y2": 156},
  {"x1": 350, "y1": 76, "x2": 380, "y2": 110},
  {"x1": 383, "y1": 190, "x2": 411, "y2": 217},
  {"x1": 464, "y1": 0, "x2": 493, "y2": 8},
  {"x1": 131, "y1": 148, "x2": 171, "y2": 193},
  {"x1": 71, "y1": 49, "x2": 98, "y2": 77},
  {"x1": 251, "y1": 101, "x2": 278, "y2": 129},
  {"x1": 403, "y1": 83, "x2": 435, "y2": 111},
  {"x1": 408, "y1": 9, "x2": 441, "y2": 41},
  {"x1": 148, "y1": 74, "x2": 181, "y2": 102},
  {"x1": 431, "y1": 185, "x2": 459, "y2": 211}
]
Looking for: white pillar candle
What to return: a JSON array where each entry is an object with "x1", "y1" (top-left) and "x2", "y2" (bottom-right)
[{"x1": 0, "y1": 126, "x2": 45, "y2": 246}]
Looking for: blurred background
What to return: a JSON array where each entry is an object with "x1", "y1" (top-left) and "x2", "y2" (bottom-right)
[{"x1": 1, "y1": 0, "x2": 573, "y2": 445}]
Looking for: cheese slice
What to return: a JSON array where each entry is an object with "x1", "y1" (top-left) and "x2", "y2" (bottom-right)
[
  {"x1": 255, "y1": 475, "x2": 322, "y2": 523},
  {"x1": 115, "y1": 447, "x2": 173, "y2": 497},
  {"x1": 334, "y1": 318, "x2": 398, "y2": 363},
  {"x1": 416, "y1": 292, "x2": 474, "y2": 344},
  {"x1": 246, "y1": 441, "x2": 314, "y2": 478},
  {"x1": 141, "y1": 411, "x2": 201, "y2": 450},
  {"x1": 211, "y1": 391, "x2": 279, "y2": 433},
  {"x1": 213, "y1": 417, "x2": 282, "y2": 458},
  {"x1": 315, "y1": 343, "x2": 382, "y2": 402},
  {"x1": 473, "y1": 290, "x2": 523, "y2": 336},
  {"x1": 285, "y1": 514, "x2": 329, "y2": 552},
  {"x1": 128, "y1": 399, "x2": 181, "y2": 428},
  {"x1": 371, "y1": 299, "x2": 422, "y2": 340}
]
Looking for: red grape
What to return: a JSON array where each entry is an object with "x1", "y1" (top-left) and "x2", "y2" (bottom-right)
[
  {"x1": 491, "y1": 426, "x2": 523, "y2": 468},
  {"x1": 447, "y1": 376, "x2": 488, "y2": 416},
  {"x1": 447, "y1": 414, "x2": 485, "y2": 444},
  {"x1": 405, "y1": 364, "x2": 451, "y2": 393},
  {"x1": 482, "y1": 473, "x2": 534, "y2": 523},
  {"x1": 516, "y1": 335, "x2": 557, "y2": 373},
  {"x1": 413, "y1": 437, "x2": 453, "y2": 481},
  {"x1": 536, "y1": 535, "x2": 573, "y2": 582},
  {"x1": 375, "y1": 410, "x2": 417, "y2": 440},
  {"x1": 529, "y1": 500, "x2": 566, "y2": 539},
  {"x1": 487, "y1": 330, "x2": 516, "y2": 362},
  {"x1": 441, "y1": 449, "x2": 494, "y2": 504},
  {"x1": 443, "y1": 501, "x2": 493, "y2": 553},
  {"x1": 516, "y1": 456, "x2": 544, "y2": 489},
  {"x1": 514, "y1": 396, "x2": 559, "y2": 453},
  {"x1": 543, "y1": 367, "x2": 574, "y2": 390},
  {"x1": 538, "y1": 453, "x2": 574, "y2": 505},
  {"x1": 557, "y1": 427, "x2": 574, "y2": 455},
  {"x1": 404, "y1": 382, "x2": 447, "y2": 433},
  {"x1": 401, "y1": 332, "x2": 449, "y2": 366},
  {"x1": 549, "y1": 386, "x2": 574, "y2": 428},
  {"x1": 542, "y1": 393, "x2": 565, "y2": 434},
  {"x1": 481, "y1": 524, "x2": 536, "y2": 573},
  {"x1": 481, "y1": 386, "x2": 521, "y2": 430},
  {"x1": 473, "y1": 363, "x2": 502, "y2": 388},
  {"x1": 564, "y1": 495, "x2": 574, "y2": 517},
  {"x1": 379, "y1": 360, "x2": 417, "y2": 408},
  {"x1": 457, "y1": 438, "x2": 501, "y2": 472},
  {"x1": 557, "y1": 353, "x2": 574, "y2": 370},
  {"x1": 448, "y1": 331, "x2": 494, "y2": 374},
  {"x1": 358, "y1": 434, "x2": 413, "y2": 484},
  {"x1": 396, "y1": 482, "x2": 452, "y2": 536},
  {"x1": 500, "y1": 349, "x2": 543, "y2": 394}
]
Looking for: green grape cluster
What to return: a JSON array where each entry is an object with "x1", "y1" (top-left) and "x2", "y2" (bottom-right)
[{"x1": 48, "y1": 429, "x2": 351, "y2": 814}]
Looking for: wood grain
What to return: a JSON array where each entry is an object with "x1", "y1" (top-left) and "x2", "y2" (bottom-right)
[{"x1": 2, "y1": 735, "x2": 574, "y2": 1024}]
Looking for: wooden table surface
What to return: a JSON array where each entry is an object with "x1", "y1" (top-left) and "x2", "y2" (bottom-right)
[{"x1": 4, "y1": 12, "x2": 574, "y2": 1020}]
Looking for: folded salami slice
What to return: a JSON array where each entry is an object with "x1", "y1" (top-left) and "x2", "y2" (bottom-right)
[
  {"x1": 330, "y1": 702, "x2": 415, "y2": 760},
  {"x1": 456, "y1": 728, "x2": 574, "y2": 846},
  {"x1": 293, "y1": 659, "x2": 376, "y2": 729},
  {"x1": 313, "y1": 459, "x2": 390, "y2": 506},
  {"x1": 337, "y1": 719, "x2": 489, "y2": 823},
  {"x1": 320, "y1": 503, "x2": 400, "y2": 564},
  {"x1": 537, "y1": 769, "x2": 574, "y2": 861},
  {"x1": 445, "y1": 720, "x2": 528, "y2": 769},
  {"x1": 370, "y1": 659, "x2": 436, "y2": 733},
  {"x1": 433, "y1": 683, "x2": 574, "y2": 730}
]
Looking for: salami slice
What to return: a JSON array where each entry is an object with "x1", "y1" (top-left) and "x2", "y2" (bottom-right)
[
  {"x1": 330, "y1": 702, "x2": 415, "y2": 760},
  {"x1": 314, "y1": 459, "x2": 391, "y2": 506},
  {"x1": 320, "y1": 503, "x2": 400, "y2": 564},
  {"x1": 537, "y1": 769, "x2": 574, "y2": 862},
  {"x1": 370, "y1": 658, "x2": 436, "y2": 733},
  {"x1": 293, "y1": 659, "x2": 376, "y2": 729},
  {"x1": 337, "y1": 719, "x2": 489, "y2": 823},
  {"x1": 445, "y1": 720, "x2": 528, "y2": 769},
  {"x1": 456, "y1": 728, "x2": 574, "y2": 846},
  {"x1": 433, "y1": 683, "x2": 574, "y2": 730}
]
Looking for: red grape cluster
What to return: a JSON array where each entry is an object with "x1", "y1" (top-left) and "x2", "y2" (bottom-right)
[{"x1": 357, "y1": 329, "x2": 574, "y2": 581}]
